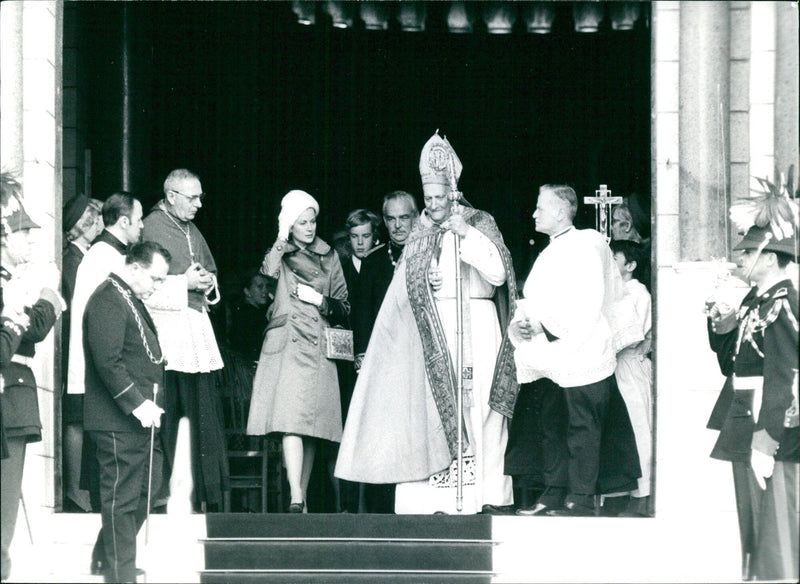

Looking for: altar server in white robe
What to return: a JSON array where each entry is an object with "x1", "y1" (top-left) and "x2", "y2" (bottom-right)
[{"x1": 511, "y1": 184, "x2": 643, "y2": 517}]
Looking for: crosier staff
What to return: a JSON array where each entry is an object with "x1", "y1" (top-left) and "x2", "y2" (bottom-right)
[{"x1": 446, "y1": 151, "x2": 466, "y2": 513}]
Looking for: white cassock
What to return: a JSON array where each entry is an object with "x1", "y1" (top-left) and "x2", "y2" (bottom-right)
[
  {"x1": 67, "y1": 236, "x2": 126, "y2": 395},
  {"x1": 614, "y1": 278, "x2": 653, "y2": 497},
  {"x1": 510, "y1": 227, "x2": 642, "y2": 388}
]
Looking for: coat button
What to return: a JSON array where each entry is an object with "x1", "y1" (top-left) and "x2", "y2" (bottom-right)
[
  {"x1": 312, "y1": 340, "x2": 317, "y2": 346},
  {"x1": 292, "y1": 314, "x2": 297, "y2": 319},
  {"x1": 312, "y1": 316, "x2": 318, "y2": 322},
  {"x1": 292, "y1": 337, "x2": 298, "y2": 342},
  {"x1": 19, "y1": 378, "x2": 24, "y2": 383},
  {"x1": 313, "y1": 270, "x2": 319, "y2": 276}
]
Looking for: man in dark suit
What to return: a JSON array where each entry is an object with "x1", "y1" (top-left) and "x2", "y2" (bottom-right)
[
  {"x1": 83, "y1": 241, "x2": 170, "y2": 583},
  {"x1": 352, "y1": 191, "x2": 419, "y2": 368},
  {"x1": 350, "y1": 190, "x2": 418, "y2": 513},
  {"x1": 1, "y1": 172, "x2": 64, "y2": 581}
]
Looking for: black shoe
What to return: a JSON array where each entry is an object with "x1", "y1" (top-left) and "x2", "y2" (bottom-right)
[
  {"x1": 288, "y1": 501, "x2": 305, "y2": 513},
  {"x1": 546, "y1": 501, "x2": 595, "y2": 517},
  {"x1": 481, "y1": 504, "x2": 514, "y2": 515},
  {"x1": 617, "y1": 496, "x2": 650, "y2": 517}
]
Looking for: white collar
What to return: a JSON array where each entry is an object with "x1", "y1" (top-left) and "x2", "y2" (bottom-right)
[{"x1": 549, "y1": 225, "x2": 575, "y2": 241}]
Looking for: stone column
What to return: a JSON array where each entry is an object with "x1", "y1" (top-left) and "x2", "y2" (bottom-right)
[
  {"x1": 678, "y1": 1, "x2": 730, "y2": 261},
  {"x1": 0, "y1": 2, "x2": 24, "y2": 173},
  {"x1": 0, "y1": 0, "x2": 63, "y2": 512},
  {"x1": 774, "y1": 1, "x2": 799, "y2": 178},
  {"x1": 748, "y1": 1, "x2": 775, "y2": 185}
]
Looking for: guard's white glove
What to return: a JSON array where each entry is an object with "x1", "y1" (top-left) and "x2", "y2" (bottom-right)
[
  {"x1": 296, "y1": 283, "x2": 323, "y2": 307},
  {"x1": 277, "y1": 208, "x2": 293, "y2": 241},
  {"x1": 2, "y1": 272, "x2": 42, "y2": 310},
  {"x1": 132, "y1": 399, "x2": 165, "y2": 428},
  {"x1": 39, "y1": 287, "x2": 66, "y2": 314},
  {"x1": 706, "y1": 300, "x2": 737, "y2": 334},
  {"x1": 750, "y1": 449, "x2": 775, "y2": 490}
]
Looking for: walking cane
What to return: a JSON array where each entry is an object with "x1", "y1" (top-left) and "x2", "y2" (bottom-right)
[
  {"x1": 447, "y1": 155, "x2": 465, "y2": 513},
  {"x1": 145, "y1": 382, "x2": 158, "y2": 546},
  {"x1": 20, "y1": 492, "x2": 33, "y2": 545}
]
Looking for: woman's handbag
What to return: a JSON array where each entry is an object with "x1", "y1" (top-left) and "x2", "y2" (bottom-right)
[{"x1": 325, "y1": 326, "x2": 354, "y2": 361}]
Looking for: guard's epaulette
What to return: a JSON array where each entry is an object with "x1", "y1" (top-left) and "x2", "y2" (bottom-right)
[
  {"x1": 773, "y1": 286, "x2": 789, "y2": 299},
  {"x1": 364, "y1": 242, "x2": 386, "y2": 257}
]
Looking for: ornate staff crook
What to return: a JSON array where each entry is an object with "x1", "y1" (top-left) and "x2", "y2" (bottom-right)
[{"x1": 446, "y1": 149, "x2": 465, "y2": 513}]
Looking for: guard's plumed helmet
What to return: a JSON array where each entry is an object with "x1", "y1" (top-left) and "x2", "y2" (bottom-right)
[
  {"x1": 1, "y1": 173, "x2": 39, "y2": 236},
  {"x1": 730, "y1": 168, "x2": 798, "y2": 258}
]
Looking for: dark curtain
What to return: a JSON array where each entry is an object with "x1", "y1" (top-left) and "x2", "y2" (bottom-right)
[{"x1": 77, "y1": 1, "x2": 650, "y2": 283}]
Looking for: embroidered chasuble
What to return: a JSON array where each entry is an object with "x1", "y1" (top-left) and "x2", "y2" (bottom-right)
[{"x1": 335, "y1": 207, "x2": 518, "y2": 490}]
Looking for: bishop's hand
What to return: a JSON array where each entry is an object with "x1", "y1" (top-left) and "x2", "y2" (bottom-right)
[
  {"x1": 186, "y1": 262, "x2": 213, "y2": 291},
  {"x1": 441, "y1": 214, "x2": 469, "y2": 238},
  {"x1": 428, "y1": 259, "x2": 443, "y2": 292}
]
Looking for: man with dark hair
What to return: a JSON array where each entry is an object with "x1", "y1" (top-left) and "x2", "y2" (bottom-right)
[
  {"x1": 84, "y1": 241, "x2": 170, "y2": 583},
  {"x1": 707, "y1": 217, "x2": 798, "y2": 581},
  {"x1": 66, "y1": 191, "x2": 144, "y2": 573},
  {"x1": 1, "y1": 172, "x2": 64, "y2": 581},
  {"x1": 142, "y1": 168, "x2": 228, "y2": 512},
  {"x1": 346, "y1": 190, "x2": 418, "y2": 513},
  {"x1": 227, "y1": 268, "x2": 272, "y2": 362},
  {"x1": 611, "y1": 193, "x2": 652, "y2": 291},
  {"x1": 510, "y1": 184, "x2": 642, "y2": 517},
  {"x1": 352, "y1": 191, "x2": 419, "y2": 369}
]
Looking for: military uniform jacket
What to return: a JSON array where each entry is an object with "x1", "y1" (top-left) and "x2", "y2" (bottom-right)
[
  {"x1": 0, "y1": 269, "x2": 58, "y2": 443},
  {"x1": 83, "y1": 274, "x2": 165, "y2": 433},
  {"x1": 707, "y1": 279, "x2": 799, "y2": 462}
]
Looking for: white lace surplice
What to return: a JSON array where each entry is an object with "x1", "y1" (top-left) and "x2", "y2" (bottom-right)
[{"x1": 144, "y1": 274, "x2": 222, "y2": 373}]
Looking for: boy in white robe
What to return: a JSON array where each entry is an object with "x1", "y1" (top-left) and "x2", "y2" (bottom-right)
[{"x1": 610, "y1": 239, "x2": 653, "y2": 516}]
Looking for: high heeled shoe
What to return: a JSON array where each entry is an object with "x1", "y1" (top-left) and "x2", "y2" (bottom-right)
[{"x1": 288, "y1": 501, "x2": 305, "y2": 513}]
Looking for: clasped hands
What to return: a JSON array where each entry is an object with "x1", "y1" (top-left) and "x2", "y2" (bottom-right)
[
  {"x1": 185, "y1": 262, "x2": 214, "y2": 292},
  {"x1": 132, "y1": 399, "x2": 164, "y2": 428},
  {"x1": 509, "y1": 317, "x2": 543, "y2": 341}
]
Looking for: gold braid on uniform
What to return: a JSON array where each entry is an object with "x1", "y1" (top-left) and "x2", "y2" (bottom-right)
[{"x1": 107, "y1": 277, "x2": 165, "y2": 365}]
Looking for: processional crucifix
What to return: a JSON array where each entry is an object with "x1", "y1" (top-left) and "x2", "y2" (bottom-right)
[{"x1": 583, "y1": 184, "x2": 622, "y2": 239}]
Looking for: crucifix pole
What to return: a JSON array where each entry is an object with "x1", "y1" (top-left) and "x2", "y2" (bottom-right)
[{"x1": 583, "y1": 184, "x2": 623, "y2": 239}]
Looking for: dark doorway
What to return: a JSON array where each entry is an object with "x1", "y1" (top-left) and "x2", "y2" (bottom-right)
[{"x1": 68, "y1": 1, "x2": 650, "y2": 279}]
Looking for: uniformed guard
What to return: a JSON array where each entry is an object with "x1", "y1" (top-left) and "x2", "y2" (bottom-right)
[
  {"x1": 1, "y1": 172, "x2": 64, "y2": 581},
  {"x1": 706, "y1": 171, "x2": 799, "y2": 581}
]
